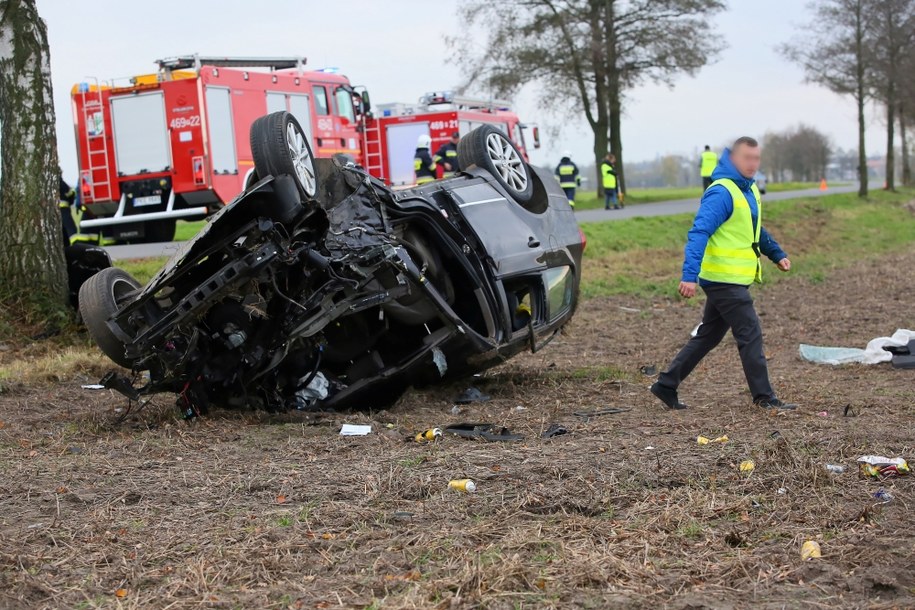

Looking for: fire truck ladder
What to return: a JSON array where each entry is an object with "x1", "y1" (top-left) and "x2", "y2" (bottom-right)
[
  {"x1": 156, "y1": 54, "x2": 308, "y2": 76},
  {"x1": 80, "y1": 78, "x2": 112, "y2": 202},
  {"x1": 361, "y1": 120, "x2": 385, "y2": 180}
]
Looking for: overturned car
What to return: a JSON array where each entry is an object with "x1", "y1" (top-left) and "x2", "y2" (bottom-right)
[{"x1": 80, "y1": 113, "x2": 584, "y2": 416}]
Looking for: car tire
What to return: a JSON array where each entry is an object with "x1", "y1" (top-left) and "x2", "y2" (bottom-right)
[
  {"x1": 143, "y1": 219, "x2": 176, "y2": 243},
  {"x1": 250, "y1": 111, "x2": 318, "y2": 200},
  {"x1": 79, "y1": 267, "x2": 142, "y2": 369},
  {"x1": 457, "y1": 124, "x2": 533, "y2": 203}
]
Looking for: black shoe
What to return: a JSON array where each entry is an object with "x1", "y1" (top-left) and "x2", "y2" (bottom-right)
[
  {"x1": 755, "y1": 397, "x2": 798, "y2": 410},
  {"x1": 650, "y1": 382, "x2": 688, "y2": 410}
]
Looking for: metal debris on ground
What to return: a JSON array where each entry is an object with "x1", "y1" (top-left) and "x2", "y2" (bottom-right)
[
  {"x1": 339, "y1": 424, "x2": 372, "y2": 436},
  {"x1": 448, "y1": 479, "x2": 476, "y2": 493},
  {"x1": 825, "y1": 464, "x2": 845, "y2": 474},
  {"x1": 857, "y1": 455, "x2": 910, "y2": 477},
  {"x1": 639, "y1": 365, "x2": 657, "y2": 376},
  {"x1": 444, "y1": 423, "x2": 523, "y2": 442},
  {"x1": 873, "y1": 489, "x2": 893, "y2": 504},
  {"x1": 801, "y1": 540, "x2": 822, "y2": 560},
  {"x1": 697, "y1": 435, "x2": 728, "y2": 445},
  {"x1": 81, "y1": 384, "x2": 105, "y2": 390},
  {"x1": 542, "y1": 424, "x2": 568, "y2": 439},
  {"x1": 573, "y1": 407, "x2": 630, "y2": 419}
]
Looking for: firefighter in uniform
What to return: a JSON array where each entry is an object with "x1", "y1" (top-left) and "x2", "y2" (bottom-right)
[
  {"x1": 601, "y1": 152, "x2": 621, "y2": 210},
  {"x1": 434, "y1": 132, "x2": 461, "y2": 178},
  {"x1": 700, "y1": 145, "x2": 718, "y2": 190},
  {"x1": 414, "y1": 134, "x2": 438, "y2": 185},
  {"x1": 554, "y1": 152, "x2": 580, "y2": 207},
  {"x1": 59, "y1": 174, "x2": 79, "y2": 248},
  {"x1": 650, "y1": 137, "x2": 797, "y2": 412}
]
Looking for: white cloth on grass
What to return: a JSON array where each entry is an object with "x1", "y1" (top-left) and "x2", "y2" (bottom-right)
[{"x1": 799, "y1": 329, "x2": 915, "y2": 365}]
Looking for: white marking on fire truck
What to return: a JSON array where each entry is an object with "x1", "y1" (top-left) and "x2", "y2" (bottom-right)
[{"x1": 169, "y1": 116, "x2": 200, "y2": 129}]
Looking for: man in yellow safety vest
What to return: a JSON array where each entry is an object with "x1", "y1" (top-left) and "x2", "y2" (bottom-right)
[
  {"x1": 650, "y1": 137, "x2": 797, "y2": 411},
  {"x1": 700, "y1": 145, "x2": 717, "y2": 190},
  {"x1": 600, "y1": 152, "x2": 621, "y2": 210}
]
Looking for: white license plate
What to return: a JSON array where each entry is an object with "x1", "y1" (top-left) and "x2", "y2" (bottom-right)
[{"x1": 134, "y1": 195, "x2": 161, "y2": 206}]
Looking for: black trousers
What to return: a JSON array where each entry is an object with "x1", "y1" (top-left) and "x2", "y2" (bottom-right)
[
  {"x1": 658, "y1": 283, "x2": 774, "y2": 402},
  {"x1": 702, "y1": 176, "x2": 713, "y2": 190}
]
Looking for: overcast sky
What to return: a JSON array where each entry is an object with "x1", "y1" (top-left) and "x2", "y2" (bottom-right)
[{"x1": 37, "y1": 0, "x2": 889, "y2": 179}]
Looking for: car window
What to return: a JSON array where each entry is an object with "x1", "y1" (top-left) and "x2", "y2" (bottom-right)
[
  {"x1": 314, "y1": 86, "x2": 329, "y2": 116},
  {"x1": 335, "y1": 89, "x2": 355, "y2": 123}
]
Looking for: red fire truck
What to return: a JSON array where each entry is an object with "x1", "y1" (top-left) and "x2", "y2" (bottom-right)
[
  {"x1": 71, "y1": 55, "x2": 537, "y2": 242},
  {"x1": 362, "y1": 91, "x2": 540, "y2": 186}
]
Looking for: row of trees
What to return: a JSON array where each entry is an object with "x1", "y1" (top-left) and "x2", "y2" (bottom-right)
[
  {"x1": 782, "y1": 0, "x2": 915, "y2": 195},
  {"x1": 454, "y1": 0, "x2": 726, "y2": 195},
  {"x1": 761, "y1": 125, "x2": 833, "y2": 183}
]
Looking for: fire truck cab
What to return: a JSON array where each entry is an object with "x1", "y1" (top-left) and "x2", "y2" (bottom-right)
[
  {"x1": 362, "y1": 91, "x2": 540, "y2": 186},
  {"x1": 71, "y1": 55, "x2": 368, "y2": 242}
]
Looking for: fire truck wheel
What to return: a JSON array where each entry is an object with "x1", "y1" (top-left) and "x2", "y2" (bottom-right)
[
  {"x1": 250, "y1": 111, "x2": 318, "y2": 201},
  {"x1": 457, "y1": 124, "x2": 533, "y2": 203},
  {"x1": 143, "y1": 219, "x2": 176, "y2": 243},
  {"x1": 79, "y1": 267, "x2": 142, "y2": 369}
]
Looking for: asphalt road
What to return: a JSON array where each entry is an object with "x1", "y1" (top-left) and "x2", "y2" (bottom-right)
[{"x1": 104, "y1": 184, "x2": 858, "y2": 261}]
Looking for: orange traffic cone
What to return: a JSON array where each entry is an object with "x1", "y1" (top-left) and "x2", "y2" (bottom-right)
[{"x1": 819, "y1": 178, "x2": 828, "y2": 191}]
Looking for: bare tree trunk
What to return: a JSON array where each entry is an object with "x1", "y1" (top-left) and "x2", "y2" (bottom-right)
[
  {"x1": 900, "y1": 101, "x2": 911, "y2": 186},
  {"x1": 609, "y1": 85, "x2": 624, "y2": 194},
  {"x1": 0, "y1": 0, "x2": 67, "y2": 311},
  {"x1": 885, "y1": 81, "x2": 896, "y2": 191},
  {"x1": 604, "y1": 0, "x2": 625, "y2": 194},
  {"x1": 854, "y1": 0, "x2": 868, "y2": 198}
]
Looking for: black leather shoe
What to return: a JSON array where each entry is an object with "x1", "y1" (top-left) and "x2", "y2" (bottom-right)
[
  {"x1": 650, "y1": 382, "x2": 688, "y2": 410},
  {"x1": 755, "y1": 397, "x2": 798, "y2": 410}
]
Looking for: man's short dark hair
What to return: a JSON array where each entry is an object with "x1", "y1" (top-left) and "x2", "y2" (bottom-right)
[
  {"x1": 704, "y1": 145, "x2": 710, "y2": 150},
  {"x1": 733, "y1": 136, "x2": 759, "y2": 149}
]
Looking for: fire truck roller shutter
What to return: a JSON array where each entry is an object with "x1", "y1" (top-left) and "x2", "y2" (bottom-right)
[
  {"x1": 205, "y1": 87, "x2": 238, "y2": 174},
  {"x1": 386, "y1": 122, "x2": 430, "y2": 186},
  {"x1": 109, "y1": 91, "x2": 171, "y2": 176}
]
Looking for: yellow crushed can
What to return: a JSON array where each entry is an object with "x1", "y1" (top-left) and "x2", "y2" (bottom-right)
[
  {"x1": 801, "y1": 540, "x2": 821, "y2": 560},
  {"x1": 448, "y1": 479, "x2": 476, "y2": 493},
  {"x1": 415, "y1": 428, "x2": 442, "y2": 443}
]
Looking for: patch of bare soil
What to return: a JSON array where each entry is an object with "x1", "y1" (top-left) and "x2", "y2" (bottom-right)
[{"x1": 1, "y1": 252, "x2": 913, "y2": 609}]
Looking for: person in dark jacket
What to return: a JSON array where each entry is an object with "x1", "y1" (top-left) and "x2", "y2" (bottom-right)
[
  {"x1": 554, "y1": 152, "x2": 580, "y2": 206},
  {"x1": 414, "y1": 134, "x2": 437, "y2": 185},
  {"x1": 650, "y1": 137, "x2": 798, "y2": 412},
  {"x1": 59, "y1": 173, "x2": 78, "y2": 248},
  {"x1": 434, "y1": 132, "x2": 461, "y2": 178}
]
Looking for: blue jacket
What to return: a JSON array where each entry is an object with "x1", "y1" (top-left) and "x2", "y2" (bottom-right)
[{"x1": 682, "y1": 148, "x2": 787, "y2": 285}]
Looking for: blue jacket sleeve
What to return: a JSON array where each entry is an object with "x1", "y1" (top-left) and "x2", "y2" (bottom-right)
[
  {"x1": 759, "y1": 227, "x2": 787, "y2": 264},
  {"x1": 682, "y1": 186, "x2": 732, "y2": 282}
]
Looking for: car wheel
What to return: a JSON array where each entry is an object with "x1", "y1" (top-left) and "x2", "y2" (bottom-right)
[
  {"x1": 250, "y1": 111, "x2": 318, "y2": 200},
  {"x1": 142, "y1": 219, "x2": 176, "y2": 243},
  {"x1": 457, "y1": 124, "x2": 533, "y2": 203},
  {"x1": 79, "y1": 267, "x2": 142, "y2": 369}
]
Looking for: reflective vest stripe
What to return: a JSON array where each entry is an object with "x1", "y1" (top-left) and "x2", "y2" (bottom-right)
[
  {"x1": 698, "y1": 179, "x2": 763, "y2": 285},
  {"x1": 700, "y1": 151, "x2": 718, "y2": 177}
]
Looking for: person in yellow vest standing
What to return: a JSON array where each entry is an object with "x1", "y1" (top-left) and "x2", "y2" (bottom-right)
[
  {"x1": 700, "y1": 145, "x2": 718, "y2": 190},
  {"x1": 650, "y1": 137, "x2": 798, "y2": 411},
  {"x1": 554, "y1": 152, "x2": 580, "y2": 207},
  {"x1": 600, "y1": 152, "x2": 621, "y2": 210}
]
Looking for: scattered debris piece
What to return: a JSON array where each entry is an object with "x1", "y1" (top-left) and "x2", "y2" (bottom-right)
[
  {"x1": 450, "y1": 405, "x2": 461, "y2": 416},
  {"x1": 857, "y1": 455, "x2": 910, "y2": 477},
  {"x1": 724, "y1": 531, "x2": 745, "y2": 547},
  {"x1": 824, "y1": 464, "x2": 845, "y2": 474},
  {"x1": 769, "y1": 431, "x2": 783, "y2": 439},
  {"x1": 454, "y1": 387, "x2": 491, "y2": 404},
  {"x1": 573, "y1": 407, "x2": 630, "y2": 418},
  {"x1": 448, "y1": 479, "x2": 476, "y2": 493},
  {"x1": 777, "y1": 487, "x2": 788, "y2": 495},
  {"x1": 800, "y1": 540, "x2": 822, "y2": 561},
  {"x1": 618, "y1": 306, "x2": 641, "y2": 313},
  {"x1": 645, "y1": 446, "x2": 655, "y2": 451},
  {"x1": 843, "y1": 405, "x2": 859, "y2": 417},
  {"x1": 414, "y1": 428, "x2": 442, "y2": 443},
  {"x1": 639, "y1": 365, "x2": 657, "y2": 376},
  {"x1": 513, "y1": 405, "x2": 527, "y2": 412},
  {"x1": 542, "y1": 424, "x2": 568, "y2": 439},
  {"x1": 799, "y1": 328, "x2": 915, "y2": 365},
  {"x1": 739, "y1": 460, "x2": 755, "y2": 473},
  {"x1": 81, "y1": 384, "x2": 105, "y2": 390},
  {"x1": 816, "y1": 411, "x2": 829, "y2": 417},
  {"x1": 114, "y1": 588, "x2": 128, "y2": 599},
  {"x1": 873, "y1": 489, "x2": 893, "y2": 504},
  {"x1": 393, "y1": 511, "x2": 415, "y2": 520},
  {"x1": 697, "y1": 435, "x2": 728, "y2": 445},
  {"x1": 340, "y1": 424, "x2": 372, "y2": 436},
  {"x1": 444, "y1": 423, "x2": 523, "y2": 442},
  {"x1": 295, "y1": 372, "x2": 330, "y2": 410}
]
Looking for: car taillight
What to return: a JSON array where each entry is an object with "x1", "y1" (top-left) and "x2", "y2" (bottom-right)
[
  {"x1": 578, "y1": 227, "x2": 587, "y2": 251},
  {"x1": 80, "y1": 170, "x2": 91, "y2": 198},
  {"x1": 192, "y1": 156, "x2": 205, "y2": 185}
]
